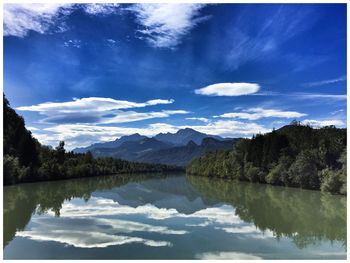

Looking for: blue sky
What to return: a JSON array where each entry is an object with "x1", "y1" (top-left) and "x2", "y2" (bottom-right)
[{"x1": 4, "y1": 3, "x2": 347, "y2": 149}]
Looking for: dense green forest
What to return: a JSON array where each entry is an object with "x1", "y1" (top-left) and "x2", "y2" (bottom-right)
[
  {"x1": 187, "y1": 122, "x2": 347, "y2": 195},
  {"x1": 4, "y1": 95, "x2": 182, "y2": 185}
]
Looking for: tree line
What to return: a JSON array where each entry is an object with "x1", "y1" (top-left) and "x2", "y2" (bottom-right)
[
  {"x1": 187, "y1": 121, "x2": 346, "y2": 195},
  {"x1": 4, "y1": 95, "x2": 182, "y2": 185}
]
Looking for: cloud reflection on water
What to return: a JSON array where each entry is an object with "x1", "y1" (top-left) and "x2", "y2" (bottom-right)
[{"x1": 15, "y1": 196, "x2": 276, "y2": 249}]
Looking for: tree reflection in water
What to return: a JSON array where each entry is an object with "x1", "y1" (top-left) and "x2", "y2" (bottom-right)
[{"x1": 187, "y1": 175, "x2": 346, "y2": 249}]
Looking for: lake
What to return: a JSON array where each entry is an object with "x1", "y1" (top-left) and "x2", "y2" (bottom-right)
[{"x1": 4, "y1": 173, "x2": 346, "y2": 259}]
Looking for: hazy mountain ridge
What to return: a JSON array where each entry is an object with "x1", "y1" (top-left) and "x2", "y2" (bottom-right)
[
  {"x1": 73, "y1": 128, "x2": 238, "y2": 166},
  {"x1": 74, "y1": 133, "x2": 147, "y2": 153},
  {"x1": 154, "y1": 128, "x2": 223, "y2": 145},
  {"x1": 91, "y1": 137, "x2": 173, "y2": 160}
]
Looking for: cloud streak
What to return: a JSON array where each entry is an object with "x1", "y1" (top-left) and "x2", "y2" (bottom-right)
[
  {"x1": 217, "y1": 107, "x2": 307, "y2": 120},
  {"x1": 16, "y1": 97, "x2": 188, "y2": 125},
  {"x1": 195, "y1": 83, "x2": 260, "y2": 96},
  {"x1": 302, "y1": 76, "x2": 346, "y2": 87},
  {"x1": 186, "y1": 117, "x2": 210, "y2": 123},
  {"x1": 294, "y1": 93, "x2": 347, "y2": 101},
  {"x1": 16, "y1": 97, "x2": 175, "y2": 113}
]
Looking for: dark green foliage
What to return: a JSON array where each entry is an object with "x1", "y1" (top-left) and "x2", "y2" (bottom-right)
[
  {"x1": 3, "y1": 95, "x2": 183, "y2": 185},
  {"x1": 4, "y1": 95, "x2": 40, "y2": 174},
  {"x1": 187, "y1": 122, "x2": 347, "y2": 195},
  {"x1": 320, "y1": 150, "x2": 347, "y2": 195}
]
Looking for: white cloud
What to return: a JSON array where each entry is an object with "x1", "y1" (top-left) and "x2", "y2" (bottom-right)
[
  {"x1": 4, "y1": 3, "x2": 73, "y2": 37},
  {"x1": 195, "y1": 83, "x2": 260, "y2": 96},
  {"x1": 217, "y1": 107, "x2": 307, "y2": 120},
  {"x1": 4, "y1": 4, "x2": 121, "y2": 38},
  {"x1": 184, "y1": 120, "x2": 270, "y2": 137},
  {"x1": 4, "y1": 3, "x2": 208, "y2": 49},
  {"x1": 83, "y1": 4, "x2": 120, "y2": 15},
  {"x1": 185, "y1": 117, "x2": 210, "y2": 123},
  {"x1": 99, "y1": 110, "x2": 189, "y2": 124},
  {"x1": 63, "y1": 39, "x2": 81, "y2": 48},
  {"x1": 26, "y1": 126, "x2": 40, "y2": 131},
  {"x1": 16, "y1": 97, "x2": 186, "y2": 125},
  {"x1": 17, "y1": 97, "x2": 174, "y2": 113},
  {"x1": 301, "y1": 119, "x2": 345, "y2": 128},
  {"x1": 302, "y1": 76, "x2": 346, "y2": 87},
  {"x1": 130, "y1": 4, "x2": 209, "y2": 48}
]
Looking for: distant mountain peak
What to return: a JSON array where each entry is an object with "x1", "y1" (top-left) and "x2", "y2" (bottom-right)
[
  {"x1": 115, "y1": 133, "x2": 141, "y2": 141},
  {"x1": 73, "y1": 133, "x2": 146, "y2": 153},
  {"x1": 176, "y1": 128, "x2": 200, "y2": 135},
  {"x1": 154, "y1": 128, "x2": 224, "y2": 146},
  {"x1": 178, "y1": 127, "x2": 196, "y2": 132}
]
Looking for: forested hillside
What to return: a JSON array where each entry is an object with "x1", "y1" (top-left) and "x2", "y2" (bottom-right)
[
  {"x1": 187, "y1": 122, "x2": 347, "y2": 195},
  {"x1": 4, "y1": 95, "x2": 182, "y2": 185}
]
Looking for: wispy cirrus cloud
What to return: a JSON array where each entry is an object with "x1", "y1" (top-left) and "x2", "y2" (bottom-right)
[
  {"x1": 195, "y1": 83, "x2": 260, "y2": 96},
  {"x1": 4, "y1": 3, "x2": 121, "y2": 38},
  {"x1": 247, "y1": 91, "x2": 347, "y2": 101},
  {"x1": 302, "y1": 75, "x2": 346, "y2": 87},
  {"x1": 294, "y1": 93, "x2": 347, "y2": 101},
  {"x1": 4, "y1": 3, "x2": 73, "y2": 37},
  {"x1": 331, "y1": 109, "x2": 345, "y2": 116},
  {"x1": 129, "y1": 4, "x2": 209, "y2": 48},
  {"x1": 216, "y1": 107, "x2": 307, "y2": 120},
  {"x1": 215, "y1": 5, "x2": 319, "y2": 69},
  {"x1": 4, "y1": 3, "x2": 208, "y2": 49}
]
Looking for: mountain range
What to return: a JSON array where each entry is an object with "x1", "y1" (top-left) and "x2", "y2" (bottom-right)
[{"x1": 73, "y1": 128, "x2": 240, "y2": 166}]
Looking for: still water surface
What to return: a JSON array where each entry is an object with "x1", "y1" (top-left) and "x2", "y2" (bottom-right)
[{"x1": 4, "y1": 173, "x2": 346, "y2": 259}]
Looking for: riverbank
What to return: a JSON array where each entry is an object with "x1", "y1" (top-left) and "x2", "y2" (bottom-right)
[{"x1": 186, "y1": 124, "x2": 346, "y2": 195}]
